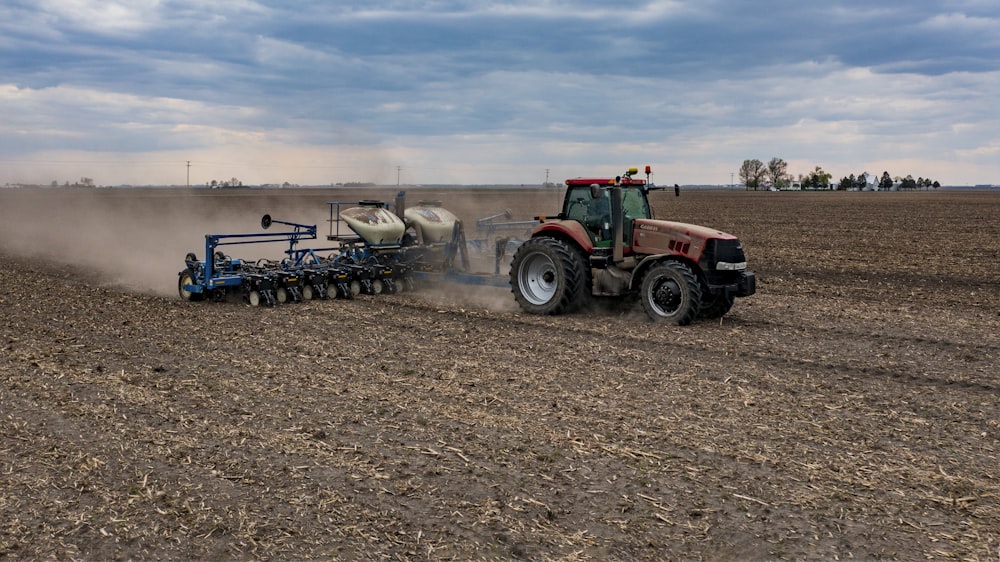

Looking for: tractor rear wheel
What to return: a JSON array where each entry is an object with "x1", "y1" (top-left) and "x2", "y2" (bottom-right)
[
  {"x1": 509, "y1": 237, "x2": 585, "y2": 315},
  {"x1": 640, "y1": 261, "x2": 702, "y2": 325},
  {"x1": 178, "y1": 269, "x2": 204, "y2": 301}
]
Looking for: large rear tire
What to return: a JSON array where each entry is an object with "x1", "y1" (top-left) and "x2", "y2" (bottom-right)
[
  {"x1": 178, "y1": 269, "x2": 204, "y2": 301},
  {"x1": 509, "y1": 237, "x2": 585, "y2": 315},
  {"x1": 640, "y1": 261, "x2": 702, "y2": 325}
]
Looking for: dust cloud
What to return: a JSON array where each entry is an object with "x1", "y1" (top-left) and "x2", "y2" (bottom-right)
[
  {"x1": 0, "y1": 186, "x2": 554, "y2": 309},
  {"x1": 0, "y1": 188, "x2": 325, "y2": 296}
]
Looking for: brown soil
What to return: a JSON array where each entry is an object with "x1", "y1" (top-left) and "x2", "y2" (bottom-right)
[{"x1": 1, "y1": 187, "x2": 998, "y2": 560}]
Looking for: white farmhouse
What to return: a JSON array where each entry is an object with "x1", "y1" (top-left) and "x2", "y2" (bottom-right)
[{"x1": 860, "y1": 172, "x2": 879, "y2": 191}]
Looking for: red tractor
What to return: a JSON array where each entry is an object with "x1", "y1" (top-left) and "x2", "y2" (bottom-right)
[{"x1": 509, "y1": 166, "x2": 756, "y2": 324}]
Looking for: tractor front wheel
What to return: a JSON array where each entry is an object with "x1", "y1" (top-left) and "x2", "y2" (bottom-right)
[
  {"x1": 640, "y1": 261, "x2": 702, "y2": 325},
  {"x1": 509, "y1": 237, "x2": 585, "y2": 315},
  {"x1": 699, "y1": 291, "x2": 735, "y2": 319}
]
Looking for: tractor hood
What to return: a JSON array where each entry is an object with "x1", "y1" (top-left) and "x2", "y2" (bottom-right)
[
  {"x1": 636, "y1": 219, "x2": 738, "y2": 241},
  {"x1": 632, "y1": 218, "x2": 739, "y2": 259}
]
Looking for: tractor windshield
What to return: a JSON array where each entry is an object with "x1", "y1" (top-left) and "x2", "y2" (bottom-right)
[{"x1": 621, "y1": 187, "x2": 651, "y2": 220}]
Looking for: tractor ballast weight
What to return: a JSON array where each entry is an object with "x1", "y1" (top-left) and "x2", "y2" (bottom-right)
[{"x1": 509, "y1": 166, "x2": 756, "y2": 324}]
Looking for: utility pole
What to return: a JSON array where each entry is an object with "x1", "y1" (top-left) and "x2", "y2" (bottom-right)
[
  {"x1": 396, "y1": 166, "x2": 401, "y2": 186},
  {"x1": 187, "y1": 161, "x2": 191, "y2": 187},
  {"x1": 730, "y1": 172, "x2": 734, "y2": 189},
  {"x1": 544, "y1": 168, "x2": 550, "y2": 186}
]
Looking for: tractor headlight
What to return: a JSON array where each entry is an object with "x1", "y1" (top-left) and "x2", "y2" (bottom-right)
[{"x1": 716, "y1": 261, "x2": 747, "y2": 271}]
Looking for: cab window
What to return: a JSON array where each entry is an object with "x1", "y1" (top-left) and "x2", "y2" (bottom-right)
[{"x1": 622, "y1": 187, "x2": 651, "y2": 220}]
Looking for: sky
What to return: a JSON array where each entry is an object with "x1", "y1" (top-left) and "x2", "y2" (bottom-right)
[{"x1": 1, "y1": 0, "x2": 999, "y2": 187}]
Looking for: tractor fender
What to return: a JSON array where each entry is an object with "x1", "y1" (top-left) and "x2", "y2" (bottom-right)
[
  {"x1": 629, "y1": 254, "x2": 702, "y2": 291},
  {"x1": 531, "y1": 220, "x2": 594, "y2": 253}
]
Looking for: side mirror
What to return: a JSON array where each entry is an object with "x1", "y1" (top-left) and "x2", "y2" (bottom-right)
[
  {"x1": 261, "y1": 214, "x2": 272, "y2": 229},
  {"x1": 590, "y1": 184, "x2": 601, "y2": 199}
]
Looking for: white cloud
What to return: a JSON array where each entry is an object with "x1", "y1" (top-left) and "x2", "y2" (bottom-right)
[
  {"x1": 37, "y1": 0, "x2": 164, "y2": 34},
  {"x1": 0, "y1": 83, "x2": 274, "y2": 153},
  {"x1": 920, "y1": 11, "x2": 998, "y2": 31},
  {"x1": 315, "y1": 0, "x2": 692, "y2": 23}
]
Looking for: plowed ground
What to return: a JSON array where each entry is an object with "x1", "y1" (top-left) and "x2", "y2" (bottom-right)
[{"x1": 1, "y1": 187, "x2": 998, "y2": 560}]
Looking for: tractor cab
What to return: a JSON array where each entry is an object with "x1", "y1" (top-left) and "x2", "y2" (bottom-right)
[{"x1": 562, "y1": 171, "x2": 651, "y2": 246}]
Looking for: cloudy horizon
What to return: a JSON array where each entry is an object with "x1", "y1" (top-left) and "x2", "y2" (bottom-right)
[{"x1": 2, "y1": 1, "x2": 999, "y2": 187}]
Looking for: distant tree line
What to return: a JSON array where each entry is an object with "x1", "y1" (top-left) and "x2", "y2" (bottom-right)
[
  {"x1": 44, "y1": 177, "x2": 96, "y2": 188},
  {"x1": 738, "y1": 158, "x2": 940, "y2": 190},
  {"x1": 208, "y1": 177, "x2": 244, "y2": 188},
  {"x1": 836, "y1": 172, "x2": 940, "y2": 191}
]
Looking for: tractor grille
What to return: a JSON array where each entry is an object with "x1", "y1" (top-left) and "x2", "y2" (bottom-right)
[
  {"x1": 706, "y1": 238, "x2": 746, "y2": 263},
  {"x1": 701, "y1": 238, "x2": 747, "y2": 286}
]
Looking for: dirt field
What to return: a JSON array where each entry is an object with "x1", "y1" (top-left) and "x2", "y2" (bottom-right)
[{"x1": 1, "y1": 186, "x2": 998, "y2": 560}]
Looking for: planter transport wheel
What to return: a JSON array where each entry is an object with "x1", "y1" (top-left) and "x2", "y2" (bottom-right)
[{"x1": 178, "y1": 269, "x2": 204, "y2": 301}]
